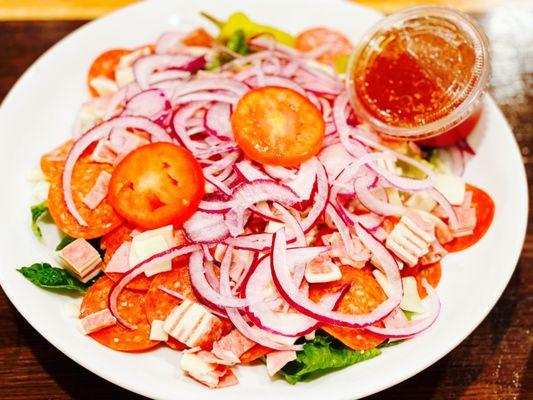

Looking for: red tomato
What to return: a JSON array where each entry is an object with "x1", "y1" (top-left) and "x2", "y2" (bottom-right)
[
  {"x1": 108, "y1": 143, "x2": 205, "y2": 229},
  {"x1": 182, "y1": 28, "x2": 215, "y2": 47},
  {"x1": 444, "y1": 184, "x2": 495, "y2": 252},
  {"x1": 295, "y1": 27, "x2": 352, "y2": 64},
  {"x1": 418, "y1": 106, "x2": 483, "y2": 147},
  {"x1": 87, "y1": 49, "x2": 130, "y2": 96},
  {"x1": 231, "y1": 86, "x2": 325, "y2": 167}
]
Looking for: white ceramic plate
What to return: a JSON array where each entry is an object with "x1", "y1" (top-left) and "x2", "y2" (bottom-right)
[{"x1": 0, "y1": 0, "x2": 527, "y2": 399}]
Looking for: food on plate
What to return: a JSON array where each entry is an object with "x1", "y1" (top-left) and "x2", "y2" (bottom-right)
[{"x1": 22, "y1": 9, "x2": 494, "y2": 389}]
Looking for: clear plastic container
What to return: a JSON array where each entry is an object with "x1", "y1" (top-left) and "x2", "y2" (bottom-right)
[{"x1": 346, "y1": 6, "x2": 490, "y2": 145}]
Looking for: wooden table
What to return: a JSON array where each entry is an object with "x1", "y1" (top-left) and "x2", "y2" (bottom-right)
[{"x1": 0, "y1": 4, "x2": 531, "y2": 399}]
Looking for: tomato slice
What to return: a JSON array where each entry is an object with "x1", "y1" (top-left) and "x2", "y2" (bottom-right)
[
  {"x1": 444, "y1": 184, "x2": 495, "y2": 252},
  {"x1": 231, "y1": 86, "x2": 325, "y2": 167},
  {"x1": 295, "y1": 27, "x2": 353, "y2": 65},
  {"x1": 182, "y1": 28, "x2": 215, "y2": 47},
  {"x1": 108, "y1": 143, "x2": 205, "y2": 229}
]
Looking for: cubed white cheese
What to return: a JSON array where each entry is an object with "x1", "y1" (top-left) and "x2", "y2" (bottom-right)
[
  {"x1": 150, "y1": 319, "x2": 169, "y2": 341},
  {"x1": 129, "y1": 225, "x2": 174, "y2": 276},
  {"x1": 180, "y1": 352, "x2": 218, "y2": 387},
  {"x1": 115, "y1": 66, "x2": 135, "y2": 87},
  {"x1": 406, "y1": 192, "x2": 437, "y2": 212},
  {"x1": 385, "y1": 187, "x2": 403, "y2": 207},
  {"x1": 89, "y1": 77, "x2": 118, "y2": 96},
  {"x1": 400, "y1": 276, "x2": 426, "y2": 313},
  {"x1": 431, "y1": 174, "x2": 465, "y2": 206}
]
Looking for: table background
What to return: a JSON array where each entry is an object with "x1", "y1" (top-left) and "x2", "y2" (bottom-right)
[{"x1": 0, "y1": 1, "x2": 531, "y2": 399}]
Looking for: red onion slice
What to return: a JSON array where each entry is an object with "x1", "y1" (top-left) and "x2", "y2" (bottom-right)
[
  {"x1": 284, "y1": 158, "x2": 317, "y2": 201},
  {"x1": 170, "y1": 79, "x2": 249, "y2": 104},
  {"x1": 183, "y1": 211, "x2": 230, "y2": 243},
  {"x1": 448, "y1": 145, "x2": 465, "y2": 176},
  {"x1": 224, "y1": 180, "x2": 300, "y2": 236},
  {"x1": 109, "y1": 244, "x2": 200, "y2": 329},
  {"x1": 234, "y1": 160, "x2": 272, "y2": 182},
  {"x1": 63, "y1": 116, "x2": 170, "y2": 225},
  {"x1": 189, "y1": 250, "x2": 248, "y2": 308},
  {"x1": 122, "y1": 88, "x2": 171, "y2": 122},
  {"x1": 271, "y1": 228, "x2": 402, "y2": 328},
  {"x1": 366, "y1": 280, "x2": 440, "y2": 338},
  {"x1": 172, "y1": 101, "x2": 209, "y2": 152},
  {"x1": 354, "y1": 176, "x2": 405, "y2": 216},
  {"x1": 134, "y1": 54, "x2": 194, "y2": 89},
  {"x1": 300, "y1": 159, "x2": 329, "y2": 233},
  {"x1": 204, "y1": 102, "x2": 233, "y2": 141}
]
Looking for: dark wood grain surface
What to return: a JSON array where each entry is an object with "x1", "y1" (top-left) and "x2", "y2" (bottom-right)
[{"x1": 0, "y1": 6, "x2": 531, "y2": 399}]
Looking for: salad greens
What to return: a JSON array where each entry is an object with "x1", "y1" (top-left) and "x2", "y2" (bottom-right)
[
  {"x1": 55, "y1": 235, "x2": 76, "y2": 251},
  {"x1": 31, "y1": 201, "x2": 49, "y2": 238},
  {"x1": 17, "y1": 263, "x2": 91, "y2": 293},
  {"x1": 226, "y1": 29, "x2": 250, "y2": 55},
  {"x1": 280, "y1": 334, "x2": 381, "y2": 384}
]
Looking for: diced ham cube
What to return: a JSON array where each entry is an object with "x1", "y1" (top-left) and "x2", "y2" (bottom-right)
[
  {"x1": 212, "y1": 329, "x2": 255, "y2": 363},
  {"x1": 58, "y1": 238, "x2": 102, "y2": 282},
  {"x1": 305, "y1": 255, "x2": 341, "y2": 283},
  {"x1": 321, "y1": 232, "x2": 370, "y2": 268},
  {"x1": 79, "y1": 309, "x2": 116, "y2": 334},
  {"x1": 180, "y1": 351, "x2": 238, "y2": 389},
  {"x1": 420, "y1": 241, "x2": 448, "y2": 265},
  {"x1": 163, "y1": 299, "x2": 223, "y2": 349},
  {"x1": 433, "y1": 191, "x2": 477, "y2": 237},
  {"x1": 91, "y1": 140, "x2": 117, "y2": 164},
  {"x1": 107, "y1": 128, "x2": 150, "y2": 157},
  {"x1": 385, "y1": 213, "x2": 435, "y2": 267},
  {"x1": 105, "y1": 241, "x2": 132, "y2": 273},
  {"x1": 82, "y1": 171, "x2": 111, "y2": 210},
  {"x1": 266, "y1": 350, "x2": 297, "y2": 376}
]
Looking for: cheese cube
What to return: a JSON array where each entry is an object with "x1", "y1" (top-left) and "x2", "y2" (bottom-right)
[
  {"x1": 89, "y1": 77, "x2": 118, "y2": 97},
  {"x1": 386, "y1": 214, "x2": 435, "y2": 267},
  {"x1": 149, "y1": 320, "x2": 169, "y2": 341},
  {"x1": 180, "y1": 352, "x2": 219, "y2": 388},
  {"x1": 406, "y1": 192, "x2": 437, "y2": 212},
  {"x1": 129, "y1": 225, "x2": 174, "y2": 276},
  {"x1": 431, "y1": 174, "x2": 465, "y2": 206},
  {"x1": 79, "y1": 309, "x2": 116, "y2": 334},
  {"x1": 115, "y1": 66, "x2": 135, "y2": 88},
  {"x1": 400, "y1": 276, "x2": 426, "y2": 313},
  {"x1": 372, "y1": 269, "x2": 391, "y2": 299}
]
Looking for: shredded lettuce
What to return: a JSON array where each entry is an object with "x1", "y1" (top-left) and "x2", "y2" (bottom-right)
[
  {"x1": 30, "y1": 201, "x2": 48, "y2": 238},
  {"x1": 280, "y1": 334, "x2": 381, "y2": 384}
]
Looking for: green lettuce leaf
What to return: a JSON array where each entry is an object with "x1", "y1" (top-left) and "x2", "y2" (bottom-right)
[
  {"x1": 17, "y1": 263, "x2": 88, "y2": 293},
  {"x1": 30, "y1": 201, "x2": 48, "y2": 238},
  {"x1": 55, "y1": 235, "x2": 76, "y2": 251},
  {"x1": 280, "y1": 334, "x2": 381, "y2": 384}
]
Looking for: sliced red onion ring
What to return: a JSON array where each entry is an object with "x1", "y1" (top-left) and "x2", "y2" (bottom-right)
[
  {"x1": 354, "y1": 176, "x2": 405, "y2": 216},
  {"x1": 234, "y1": 160, "x2": 272, "y2": 182},
  {"x1": 245, "y1": 253, "x2": 346, "y2": 337},
  {"x1": 457, "y1": 138, "x2": 476, "y2": 155},
  {"x1": 271, "y1": 228, "x2": 402, "y2": 328},
  {"x1": 122, "y1": 88, "x2": 171, "y2": 122},
  {"x1": 249, "y1": 202, "x2": 282, "y2": 223},
  {"x1": 300, "y1": 159, "x2": 329, "y2": 233},
  {"x1": 194, "y1": 143, "x2": 238, "y2": 159},
  {"x1": 448, "y1": 145, "x2": 465, "y2": 176},
  {"x1": 428, "y1": 188, "x2": 459, "y2": 229},
  {"x1": 63, "y1": 116, "x2": 170, "y2": 225},
  {"x1": 189, "y1": 250, "x2": 248, "y2": 308},
  {"x1": 183, "y1": 211, "x2": 230, "y2": 243},
  {"x1": 155, "y1": 31, "x2": 185, "y2": 54},
  {"x1": 204, "y1": 102, "x2": 233, "y2": 140},
  {"x1": 170, "y1": 79, "x2": 249, "y2": 104},
  {"x1": 148, "y1": 69, "x2": 191, "y2": 85},
  {"x1": 263, "y1": 165, "x2": 296, "y2": 180},
  {"x1": 174, "y1": 92, "x2": 238, "y2": 105},
  {"x1": 204, "y1": 172, "x2": 233, "y2": 196},
  {"x1": 224, "y1": 180, "x2": 300, "y2": 236},
  {"x1": 284, "y1": 158, "x2": 317, "y2": 201},
  {"x1": 176, "y1": 55, "x2": 207, "y2": 73},
  {"x1": 109, "y1": 244, "x2": 200, "y2": 329},
  {"x1": 134, "y1": 54, "x2": 194, "y2": 89},
  {"x1": 366, "y1": 280, "x2": 440, "y2": 338},
  {"x1": 272, "y1": 203, "x2": 306, "y2": 247},
  {"x1": 325, "y1": 203, "x2": 358, "y2": 260},
  {"x1": 172, "y1": 101, "x2": 209, "y2": 151}
]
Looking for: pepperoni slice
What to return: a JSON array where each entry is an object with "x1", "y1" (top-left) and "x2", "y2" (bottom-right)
[
  {"x1": 47, "y1": 149, "x2": 123, "y2": 239},
  {"x1": 40, "y1": 141, "x2": 73, "y2": 180},
  {"x1": 309, "y1": 265, "x2": 386, "y2": 350},
  {"x1": 402, "y1": 261, "x2": 442, "y2": 298},
  {"x1": 444, "y1": 184, "x2": 495, "y2": 253},
  {"x1": 79, "y1": 276, "x2": 158, "y2": 352},
  {"x1": 239, "y1": 345, "x2": 273, "y2": 363}
]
